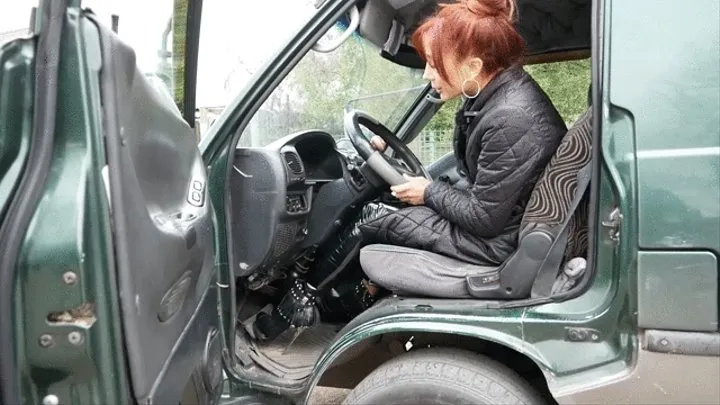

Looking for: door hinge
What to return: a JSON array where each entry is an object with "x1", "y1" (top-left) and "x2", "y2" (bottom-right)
[{"x1": 601, "y1": 207, "x2": 622, "y2": 246}]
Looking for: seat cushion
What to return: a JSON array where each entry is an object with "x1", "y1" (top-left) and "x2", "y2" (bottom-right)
[{"x1": 360, "y1": 244, "x2": 498, "y2": 298}]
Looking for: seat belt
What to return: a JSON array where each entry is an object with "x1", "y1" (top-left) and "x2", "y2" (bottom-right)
[{"x1": 530, "y1": 162, "x2": 593, "y2": 298}]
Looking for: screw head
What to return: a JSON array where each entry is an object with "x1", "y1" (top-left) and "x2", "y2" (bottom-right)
[
  {"x1": 591, "y1": 333, "x2": 599, "y2": 341},
  {"x1": 68, "y1": 331, "x2": 84, "y2": 345},
  {"x1": 660, "y1": 339, "x2": 669, "y2": 346},
  {"x1": 43, "y1": 394, "x2": 59, "y2": 405},
  {"x1": 39, "y1": 334, "x2": 54, "y2": 348},
  {"x1": 63, "y1": 271, "x2": 78, "y2": 285}
]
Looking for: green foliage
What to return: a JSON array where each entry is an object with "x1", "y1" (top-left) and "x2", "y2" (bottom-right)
[
  {"x1": 409, "y1": 59, "x2": 592, "y2": 163},
  {"x1": 171, "y1": 0, "x2": 188, "y2": 111},
  {"x1": 525, "y1": 59, "x2": 592, "y2": 124},
  {"x1": 247, "y1": 30, "x2": 591, "y2": 151},
  {"x1": 424, "y1": 98, "x2": 461, "y2": 144},
  {"x1": 290, "y1": 35, "x2": 425, "y2": 136},
  {"x1": 424, "y1": 59, "x2": 592, "y2": 138}
]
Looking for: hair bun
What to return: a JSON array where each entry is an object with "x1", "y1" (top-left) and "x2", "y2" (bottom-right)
[{"x1": 463, "y1": 0, "x2": 516, "y2": 22}]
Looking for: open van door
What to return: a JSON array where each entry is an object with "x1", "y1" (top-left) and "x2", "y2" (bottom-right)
[{"x1": 0, "y1": 1, "x2": 222, "y2": 404}]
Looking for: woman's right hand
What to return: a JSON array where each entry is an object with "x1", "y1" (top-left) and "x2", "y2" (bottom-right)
[{"x1": 370, "y1": 135, "x2": 388, "y2": 152}]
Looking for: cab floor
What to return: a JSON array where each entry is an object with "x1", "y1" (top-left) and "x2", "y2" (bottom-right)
[{"x1": 239, "y1": 310, "x2": 343, "y2": 380}]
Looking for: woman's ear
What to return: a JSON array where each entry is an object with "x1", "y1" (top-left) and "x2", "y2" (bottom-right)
[
  {"x1": 463, "y1": 58, "x2": 483, "y2": 79},
  {"x1": 466, "y1": 57, "x2": 484, "y2": 78}
]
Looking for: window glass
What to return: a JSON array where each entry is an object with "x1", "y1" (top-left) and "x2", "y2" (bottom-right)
[
  {"x1": 0, "y1": 3, "x2": 32, "y2": 47},
  {"x1": 408, "y1": 59, "x2": 592, "y2": 165},
  {"x1": 195, "y1": 0, "x2": 319, "y2": 137},
  {"x1": 525, "y1": 58, "x2": 592, "y2": 124},
  {"x1": 83, "y1": 0, "x2": 322, "y2": 140},
  {"x1": 82, "y1": 0, "x2": 189, "y2": 115},
  {"x1": 237, "y1": 26, "x2": 426, "y2": 148}
]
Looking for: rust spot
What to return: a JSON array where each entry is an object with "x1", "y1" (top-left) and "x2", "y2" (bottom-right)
[{"x1": 47, "y1": 301, "x2": 97, "y2": 328}]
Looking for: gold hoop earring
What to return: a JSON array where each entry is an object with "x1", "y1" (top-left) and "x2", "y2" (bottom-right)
[{"x1": 462, "y1": 78, "x2": 480, "y2": 98}]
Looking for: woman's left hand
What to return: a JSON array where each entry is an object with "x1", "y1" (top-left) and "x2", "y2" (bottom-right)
[{"x1": 391, "y1": 175, "x2": 431, "y2": 205}]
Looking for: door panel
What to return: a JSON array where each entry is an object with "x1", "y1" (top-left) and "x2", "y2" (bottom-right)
[
  {"x1": 608, "y1": 0, "x2": 720, "y2": 334},
  {"x1": 637, "y1": 252, "x2": 718, "y2": 331},
  {"x1": 86, "y1": 12, "x2": 218, "y2": 405},
  {"x1": 608, "y1": 0, "x2": 719, "y2": 251}
]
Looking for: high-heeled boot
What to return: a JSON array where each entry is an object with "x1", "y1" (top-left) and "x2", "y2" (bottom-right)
[{"x1": 317, "y1": 279, "x2": 378, "y2": 323}]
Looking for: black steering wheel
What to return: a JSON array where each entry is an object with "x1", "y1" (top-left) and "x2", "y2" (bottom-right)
[{"x1": 343, "y1": 109, "x2": 431, "y2": 185}]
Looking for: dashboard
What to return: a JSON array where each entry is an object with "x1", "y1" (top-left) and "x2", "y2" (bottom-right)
[{"x1": 230, "y1": 130, "x2": 377, "y2": 284}]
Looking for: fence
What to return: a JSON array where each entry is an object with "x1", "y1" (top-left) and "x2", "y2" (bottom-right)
[{"x1": 408, "y1": 130, "x2": 454, "y2": 165}]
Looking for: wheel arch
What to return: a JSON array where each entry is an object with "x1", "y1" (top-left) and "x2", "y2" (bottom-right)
[{"x1": 305, "y1": 320, "x2": 556, "y2": 404}]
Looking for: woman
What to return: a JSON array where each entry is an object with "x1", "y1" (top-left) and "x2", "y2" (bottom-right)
[{"x1": 319, "y1": 0, "x2": 566, "y2": 318}]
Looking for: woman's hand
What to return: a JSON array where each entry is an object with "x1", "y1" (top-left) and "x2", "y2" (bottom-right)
[
  {"x1": 391, "y1": 174, "x2": 431, "y2": 205},
  {"x1": 370, "y1": 135, "x2": 387, "y2": 152}
]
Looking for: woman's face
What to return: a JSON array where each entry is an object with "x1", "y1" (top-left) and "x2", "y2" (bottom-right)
[
  {"x1": 422, "y1": 47, "x2": 464, "y2": 101},
  {"x1": 421, "y1": 38, "x2": 477, "y2": 101}
]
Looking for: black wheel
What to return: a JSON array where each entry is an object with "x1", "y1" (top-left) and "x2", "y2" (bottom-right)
[{"x1": 343, "y1": 348, "x2": 545, "y2": 405}]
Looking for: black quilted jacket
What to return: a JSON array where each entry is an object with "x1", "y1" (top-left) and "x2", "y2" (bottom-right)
[{"x1": 359, "y1": 65, "x2": 567, "y2": 266}]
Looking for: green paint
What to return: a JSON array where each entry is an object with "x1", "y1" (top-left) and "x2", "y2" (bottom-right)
[
  {"x1": 5, "y1": 0, "x2": 719, "y2": 404},
  {"x1": 12, "y1": 10, "x2": 130, "y2": 405},
  {"x1": 0, "y1": 39, "x2": 34, "y2": 223}
]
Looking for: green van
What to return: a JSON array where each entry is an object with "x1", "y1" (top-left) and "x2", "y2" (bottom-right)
[{"x1": 0, "y1": 0, "x2": 718, "y2": 404}]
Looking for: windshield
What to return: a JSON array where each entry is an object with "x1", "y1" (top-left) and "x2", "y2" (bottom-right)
[{"x1": 238, "y1": 25, "x2": 427, "y2": 147}]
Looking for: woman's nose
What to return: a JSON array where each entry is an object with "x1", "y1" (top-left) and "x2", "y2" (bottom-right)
[{"x1": 422, "y1": 64, "x2": 433, "y2": 80}]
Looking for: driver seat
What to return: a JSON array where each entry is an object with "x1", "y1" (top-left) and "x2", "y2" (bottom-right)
[{"x1": 359, "y1": 107, "x2": 593, "y2": 300}]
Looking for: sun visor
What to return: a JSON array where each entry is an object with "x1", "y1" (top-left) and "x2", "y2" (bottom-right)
[
  {"x1": 360, "y1": 0, "x2": 428, "y2": 69},
  {"x1": 359, "y1": 0, "x2": 396, "y2": 49}
]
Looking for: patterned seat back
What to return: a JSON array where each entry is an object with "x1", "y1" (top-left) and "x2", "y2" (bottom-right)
[{"x1": 521, "y1": 108, "x2": 593, "y2": 262}]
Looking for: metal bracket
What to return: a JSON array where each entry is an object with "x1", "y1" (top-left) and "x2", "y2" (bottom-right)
[
  {"x1": 601, "y1": 206, "x2": 622, "y2": 246},
  {"x1": 565, "y1": 327, "x2": 602, "y2": 342}
]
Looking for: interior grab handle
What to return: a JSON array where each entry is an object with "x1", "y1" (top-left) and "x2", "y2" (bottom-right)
[{"x1": 312, "y1": 6, "x2": 360, "y2": 53}]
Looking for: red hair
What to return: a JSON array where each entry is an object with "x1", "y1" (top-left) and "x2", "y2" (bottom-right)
[{"x1": 412, "y1": 0, "x2": 525, "y2": 81}]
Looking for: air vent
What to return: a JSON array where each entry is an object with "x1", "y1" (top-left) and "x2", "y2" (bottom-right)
[{"x1": 283, "y1": 152, "x2": 303, "y2": 175}]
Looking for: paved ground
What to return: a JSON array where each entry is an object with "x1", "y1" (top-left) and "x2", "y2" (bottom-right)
[{"x1": 307, "y1": 387, "x2": 350, "y2": 405}]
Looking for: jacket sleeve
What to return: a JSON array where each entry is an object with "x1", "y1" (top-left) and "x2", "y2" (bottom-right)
[{"x1": 423, "y1": 108, "x2": 547, "y2": 238}]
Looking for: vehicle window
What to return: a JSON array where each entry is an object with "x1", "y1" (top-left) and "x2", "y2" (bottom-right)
[
  {"x1": 0, "y1": 28, "x2": 30, "y2": 47},
  {"x1": 82, "y1": 0, "x2": 191, "y2": 121},
  {"x1": 408, "y1": 59, "x2": 592, "y2": 165},
  {"x1": 236, "y1": 26, "x2": 427, "y2": 148},
  {"x1": 195, "y1": 0, "x2": 320, "y2": 138},
  {"x1": 83, "y1": 0, "x2": 323, "y2": 141},
  {"x1": 525, "y1": 59, "x2": 592, "y2": 125},
  {"x1": 0, "y1": 5, "x2": 31, "y2": 47}
]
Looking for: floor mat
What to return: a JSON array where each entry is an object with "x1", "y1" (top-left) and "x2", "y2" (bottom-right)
[{"x1": 246, "y1": 322, "x2": 342, "y2": 380}]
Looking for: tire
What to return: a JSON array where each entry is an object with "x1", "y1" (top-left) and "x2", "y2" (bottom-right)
[{"x1": 342, "y1": 348, "x2": 545, "y2": 405}]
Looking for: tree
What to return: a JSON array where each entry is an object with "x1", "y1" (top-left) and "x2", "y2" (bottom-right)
[
  {"x1": 285, "y1": 32, "x2": 426, "y2": 137},
  {"x1": 171, "y1": 0, "x2": 188, "y2": 112},
  {"x1": 525, "y1": 59, "x2": 592, "y2": 124}
]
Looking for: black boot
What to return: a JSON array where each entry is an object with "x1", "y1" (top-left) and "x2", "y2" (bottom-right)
[
  {"x1": 317, "y1": 279, "x2": 377, "y2": 323},
  {"x1": 253, "y1": 278, "x2": 319, "y2": 342}
]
